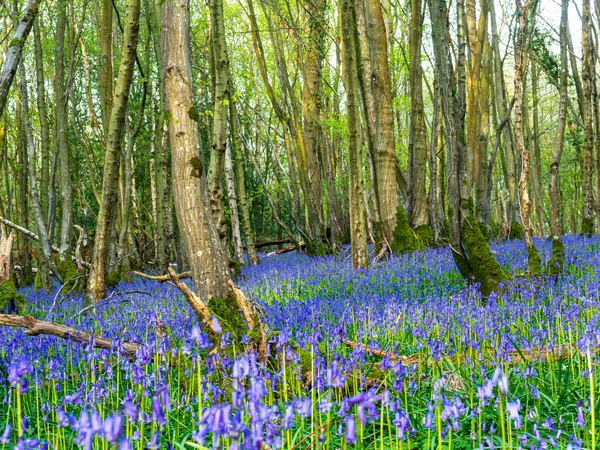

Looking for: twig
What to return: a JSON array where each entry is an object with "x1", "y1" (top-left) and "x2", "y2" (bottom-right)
[
  {"x1": 70, "y1": 290, "x2": 150, "y2": 319},
  {"x1": 134, "y1": 270, "x2": 191, "y2": 282}
]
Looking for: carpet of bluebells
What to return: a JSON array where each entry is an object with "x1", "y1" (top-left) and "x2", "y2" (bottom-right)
[{"x1": 1, "y1": 235, "x2": 600, "y2": 449}]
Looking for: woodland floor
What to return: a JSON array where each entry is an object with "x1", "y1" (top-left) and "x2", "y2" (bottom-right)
[{"x1": 1, "y1": 235, "x2": 600, "y2": 449}]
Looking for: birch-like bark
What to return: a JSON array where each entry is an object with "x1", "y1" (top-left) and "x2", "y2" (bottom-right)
[{"x1": 0, "y1": 0, "x2": 40, "y2": 118}]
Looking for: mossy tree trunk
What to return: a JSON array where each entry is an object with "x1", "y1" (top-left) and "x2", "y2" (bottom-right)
[
  {"x1": 548, "y1": 0, "x2": 569, "y2": 274},
  {"x1": 88, "y1": 0, "x2": 141, "y2": 301}
]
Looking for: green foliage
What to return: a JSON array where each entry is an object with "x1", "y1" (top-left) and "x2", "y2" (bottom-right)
[
  {"x1": 0, "y1": 280, "x2": 24, "y2": 312},
  {"x1": 414, "y1": 224, "x2": 434, "y2": 248},
  {"x1": 391, "y1": 205, "x2": 417, "y2": 255},
  {"x1": 208, "y1": 294, "x2": 248, "y2": 342},
  {"x1": 34, "y1": 271, "x2": 43, "y2": 291}
]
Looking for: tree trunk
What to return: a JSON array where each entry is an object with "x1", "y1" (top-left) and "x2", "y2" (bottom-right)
[
  {"x1": 342, "y1": 0, "x2": 369, "y2": 268},
  {"x1": 514, "y1": 0, "x2": 541, "y2": 274},
  {"x1": 33, "y1": 23, "x2": 50, "y2": 227},
  {"x1": 18, "y1": 62, "x2": 57, "y2": 289},
  {"x1": 530, "y1": 60, "x2": 545, "y2": 235},
  {"x1": 206, "y1": 0, "x2": 230, "y2": 249},
  {"x1": 225, "y1": 141, "x2": 244, "y2": 265},
  {"x1": 55, "y1": 0, "x2": 73, "y2": 257},
  {"x1": 99, "y1": 0, "x2": 114, "y2": 134},
  {"x1": 407, "y1": 0, "x2": 429, "y2": 232},
  {"x1": 162, "y1": 0, "x2": 231, "y2": 301},
  {"x1": 582, "y1": 0, "x2": 595, "y2": 234},
  {"x1": 88, "y1": 0, "x2": 141, "y2": 301},
  {"x1": 229, "y1": 82, "x2": 259, "y2": 265},
  {"x1": 0, "y1": 0, "x2": 40, "y2": 118},
  {"x1": 548, "y1": 0, "x2": 568, "y2": 274}
]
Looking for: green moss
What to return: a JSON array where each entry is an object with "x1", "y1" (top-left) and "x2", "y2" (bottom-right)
[
  {"x1": 165, "y1": 111, "x2": 173, "y2": 124},
  {"x1": 208, "y1": 294, "x2": 248, "y2": 342},
  {"x1": 414, "y1": 224, "x2": 435, "y2": 248},
  {"x1": 34, "y1": 271, "x2": 43, "y2": 291},
  {"x1": 460, "y1": 202, "x2": 507, "y2": 297},
  {"x1": 546, "y1": 237, "x2": 565, "y2": 275},
  {"x1": 478, "y1": 222, "x2": 490, "y2": 241},
  {"x1": 188, "y1": 106, "x2": 199, "y2": 122},
  {"x1": 230, "y1": 259, "x2": 243, "y2": 278},
  {"x1": 391, "y1": 205, "x2": 418, "y2": 255},
  {"x1": 55, "y1": 259, "x2": 82, "y2": 293},
  {"x1": 106, "y1": 272, "x2": 120, "y2": 288},
  {"x1": 305, "y1": 240, "x2": 331, "y2": 257},
  {"x1": 526, "y1": 243, "x2": 542, "y2": 275},
  {"x1": 581, "y1": 217, "x2": 595, "y2": 235},
  {"x1": 490, "y1": 221, "x2": 500, "y2": 239},
  {"x1": 0, "y1": 280, "x2": 24, "y2": 313},
  {"x1": 509, "y1": 222, "x2": 523, "y2": 240},
  {"x1": 9, "y1": 37, "x2": 23, "y2": 48}
]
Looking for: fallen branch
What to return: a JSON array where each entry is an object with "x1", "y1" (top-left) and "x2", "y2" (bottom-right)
[
  {"x1": 342, "y1": 338, "x2": 586, "y2": 368},
  {"x1": 0, "y1": 314, "x2": 140, "y2": 356},
  {"x1": 133, "y1": 270, "x2": 191, "y2": 282},
  {"x1": 0, "y1": 215, "x2": 92, "y2": 269},
  {"x1": 228, "y1": 280, "x2": 267, "y2": 361},
  {"x1": 166, "y1": 267, "x2": 218, "y2": 335}
]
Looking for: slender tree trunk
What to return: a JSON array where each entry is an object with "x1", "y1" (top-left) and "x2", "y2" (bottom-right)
[
  {"x1": 88, "y1": 0, "x2": 141, "y2": 301},
  {"x1": 548, "y1": 0, "x2": 568, "y2": 273},
  {"x1": 17, "y1": 91, "x2": 32, "y2": 285},
  {"x1": 225, "y1": 141, "x2": 244, "y2": 265},
  {"x1": 206, "y1": 0, "x2": 230, "y2": 249},
  {"x1": 99, "y1": 0, "x2": 113, "y2": 133},
  {"x1": 229, "y1": 83, "x2": 259, "y2": 265},
  {"x1": 342, "y1": 0, "x2": 368, "y2": 268},
  {"x1": 162, "y1": 0, "x2": 231, "y2": 300},
  {"x1": 530, "y1": 60, "x2": 545, "y2": 235},
  {"x1": 514, "y1": 0, "x2": 541, "y2": 274},
  {"x1": 33, "y1": 23, "x2": 50, "y2": 227},
  {"x1": 18, "y1": 63, "x2": 58, "y2": 289},
  {"x1": 407, "y1": 0, "x2": 429, "y2": 232},
  {"x1": 0, "y1": 0, "x2": 40, "y2": 118},
  {"x1": 582, "y1": 0, "x2": 595, "y2": 234},
  {"x1": 55, "y1": 0, "x2": 73, "y2": 257}
]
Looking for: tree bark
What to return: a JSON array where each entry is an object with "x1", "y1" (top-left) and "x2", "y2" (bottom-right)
[
  {"x1": 206, "y1": 0, "x2": 231, "y2": 249},
  {"x1": 547, "y1": 0, "x2": 568, "y2": 274},
  {"x1": 407, "y1": 0, "x2": 429, "y2": 231},
  {"x1": 581, "y1": 0, "x2": 595, "y2": 234},
  {"x1": 55, "y1": 0, "x2": 73, "y2": 257},
  {"x1": 88, "y1": 0, "x2": 141, "y2": 301},
  {"x1": 162, "y1": 0, "x2": 231, "y2": 301},
  {"x1": 99, "y1": 0, "x2": 114, "y2": 134},
  {"x1": 0, "y1": 0, "x2": 40, "y2": 118},
  {"x1": 514, "y1": 0, "x2": 541, "y2": 274},
  {"x1": 342, "y1": 0, "x2": 369, "y2": 268},
  {"x1": 229, "y1": 83, "x2": 259, "y2": 265}
]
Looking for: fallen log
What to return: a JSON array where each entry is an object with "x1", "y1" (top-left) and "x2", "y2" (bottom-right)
[
  {"x1": 252, "y1": 239, "x2": 293, "y2": 249},
  {"x1": 342, "y1": 338, "x2": 585, "y2": 367},
  {"x1": 0, "y1": 313, "x2": 140, "y2": 355}
]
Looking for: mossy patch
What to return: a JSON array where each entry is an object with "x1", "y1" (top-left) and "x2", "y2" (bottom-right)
[
  {"x1": 55, "y1": 259, "x2": 83, "y2": 293},
  {"x1": 0, "y1": 280, "x2": 24, "y2": 313},
  {"x1": 208, "y1": 294, "x2": 248, "y2": 343},
  {"x1": 19, "y1": 272, "x2": 35, "y2": 288},
  {"x1": 546, "y1": 237, "x2": 565, "y2": 275},
  {"x1": 391, "y1": 205, "x2": 417, "y2": 255},
  {"x1": 509, "y1": 222, "x2": 523, "y2": 240},
  {"x1": 460, "y1": 201, "x2": 507, "y2": 297},
  {"x1": 305, "y1": 240, "x2": 331, "y2": 257},
  {"x1": 414, "y1": 224, "x2": 435, "y2": 248},
  {"x1": 581, "y1": 217, "x2": 595, "y2": 236},
  {"x1": 478, "y1": 222, "x2": 490, "y2": 241},
  {"x1": 526, "y1": 243, "x2": 542, "y2": 275}
]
